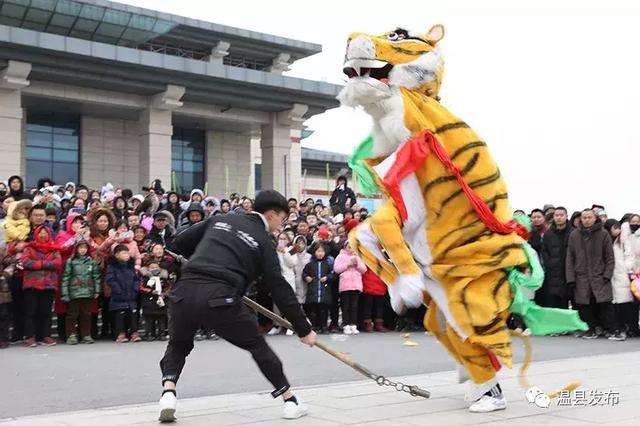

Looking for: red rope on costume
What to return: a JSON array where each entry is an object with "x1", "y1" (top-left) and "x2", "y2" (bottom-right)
[{"x1": 417, "y1": 130, "x2": 530, "y2": 240}]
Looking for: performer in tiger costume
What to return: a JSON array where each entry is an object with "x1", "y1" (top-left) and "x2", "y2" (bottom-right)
[{"x1": 338, "y1": 24, "x2": 587, "y2": 413}]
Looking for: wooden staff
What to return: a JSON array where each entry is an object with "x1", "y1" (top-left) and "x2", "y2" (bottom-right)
[{"x1": 242, "y1": 296, "x2": 430, "y2": 399}]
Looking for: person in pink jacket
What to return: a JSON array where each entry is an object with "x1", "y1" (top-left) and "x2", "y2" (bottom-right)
[
  {"x1": 109, "y1": 220, "x2": 142, "y2": 270},
  {"x1": 333, "y1": 243, "x2": 366, "y2": 335}
]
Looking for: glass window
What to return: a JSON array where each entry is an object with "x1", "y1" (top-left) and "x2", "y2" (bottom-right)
[
  {"x1": 172, "y1": 128, "x2": 205, "y2": 194},
  {"x1": 26, "y1": 113, "x2": 80, "y2": 189}
]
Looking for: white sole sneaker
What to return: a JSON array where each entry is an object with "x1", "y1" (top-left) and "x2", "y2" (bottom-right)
[
  {"x1": 469, "y1": 395, "x2": 507, "y2": 413},
  {"x1": 283, "y1": 398, "x2": 308, "y2": 419},
  {"x1": 158, "y1": 392, "x2": 177, "y2": 422}
]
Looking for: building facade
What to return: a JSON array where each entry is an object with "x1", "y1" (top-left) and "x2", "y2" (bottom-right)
[{"x1": 0, "y1": 0, "x2": 341, "y2": 197}]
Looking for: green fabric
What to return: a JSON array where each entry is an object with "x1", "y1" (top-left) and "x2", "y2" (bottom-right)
[
  {"x1": 507, "y1": 242, "x2": 588, "y2": 335},
  {"x1": 61, "y1": 256, "x2": 101, "y2": 300},
  {"x1": 348, "y1": 135, "x2": 380, "y2": 197}
]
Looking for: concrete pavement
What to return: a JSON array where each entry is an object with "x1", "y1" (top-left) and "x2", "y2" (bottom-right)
[
  {"x1": 2, "y1": 349, "x2": 639, "y2": 425},
  {"x1": 3, "y1": 333, "x2": 640, "y2": 417}
]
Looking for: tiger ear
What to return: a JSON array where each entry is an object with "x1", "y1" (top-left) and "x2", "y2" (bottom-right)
[{"x1": 425, "y1": 24, "x2": 445, "y2": 44}]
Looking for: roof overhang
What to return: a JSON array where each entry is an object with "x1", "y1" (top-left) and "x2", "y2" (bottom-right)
[{"x1": 0, "y1": 24, "x2": 341, "y2": 117}]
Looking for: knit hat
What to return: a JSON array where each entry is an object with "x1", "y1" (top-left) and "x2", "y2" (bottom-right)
[
  {"x1": 343, "y1": 218, "x2": 360, "y2": 234},
  {"x1": 318, "y1": 226, "x2": 330, "y2": 240}
]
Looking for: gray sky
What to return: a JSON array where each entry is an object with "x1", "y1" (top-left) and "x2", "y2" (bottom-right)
[{"x1": 122, "y1": 0, "x2": 640, "y2": 217}]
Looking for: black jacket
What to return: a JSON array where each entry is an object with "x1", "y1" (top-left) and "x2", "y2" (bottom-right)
[
  {"x1": 540, "y1": 224, "x2": 574, "y2": 297},
  {"x1": 8, "y1": 175, "x2": 31, "y2": 201},
  {"x1": 172, "y1": 213, "x2": 311, "y2": 337},
  {"x1": 329, "y1": 185, "x2": 356, "y2": 213},
  {"x1": 303, "y1": 257, "x2": 335, "y2": 305},
  {"x1": 148, "y1": 225, "x2": 174, "y2": 247}
]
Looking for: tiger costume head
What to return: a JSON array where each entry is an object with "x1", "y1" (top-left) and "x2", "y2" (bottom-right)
[{"x1": 338, "y1": 24, "x2": 445, "y2": 108}]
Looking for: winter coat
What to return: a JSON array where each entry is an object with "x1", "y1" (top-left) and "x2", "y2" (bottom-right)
[
  {"x1": 528, "y1": 224, "x2": 547, "y2": 255},
  {"x1": 139, "y1": 266, "x2": 171, "y2": 316},
  {"x1": 7, "y1": 175, "x2": 31, "y2": 201},
  {"x1": 105, "y1": 258, "x2": 139, "y2": 311},
  {"x1": 540, "y1": 224, "x2": 573, "y2": 298},
  {"x1": 329, "y1": 183, "x2": 356, "y2": 213},
  {"x1": 611, "y1": 237, "x2": 635, "y2": 304},
  {"x1": 303, "y1": 257, "x2": 335, "y2": 305},
  {"x1": 362, "y1": 268, "x2": 387, "y2": 296},
  {"x1": 21, "y1": 245, "x2": 62, "y2": 291},
  {"x1": 3, "y1": 199, "x2": 32, "y2": 243},
  {"x1": 61, "y1": 255, "x2": 101, "y2": 300},
  {"x1": 147, "y1": 225, "x2": 174, "y2": 247},
  {"x1": 566, "y1": 222, "x2": 615, "y2": 304},
  {"x1": 108, "y1": 231, "x2": 141, "y2": 268},
  {"x1": 334, "y1": 249, "x2": 366, "y2": 293},
  {"x1": 293, "y1": 250, "x2": 311, "y2": 304},
  {"x1": 0, "y1": 248, "x2": 15, "y2": 304},
  {"x1": 161, "y1": 193, "x2": 183, "y2": 224},
  {"x1": 277, "y1": 248, "x2": 297, "y2": 291},
  {"x1": 622, "y1": 223, "x2": 640, "y2": 274}
]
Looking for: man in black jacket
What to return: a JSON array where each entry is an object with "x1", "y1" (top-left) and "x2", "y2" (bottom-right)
[
  {"x1": 158, "y1": 190, "x2": 316, "y2": 422},
  {"x1": 329, "y1": 175, "x2": 356, "y2": 213},
  {"x1": 539, "y1": 207, "x2": 573, "y2": 309}
]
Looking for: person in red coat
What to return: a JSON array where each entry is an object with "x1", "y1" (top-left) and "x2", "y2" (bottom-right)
[
  {"x1": 361, "y1": 268, "x2": 388, "y2": 332},
  {"x1": 21, "y1": 225, "x2": 62, "y2": 347}
]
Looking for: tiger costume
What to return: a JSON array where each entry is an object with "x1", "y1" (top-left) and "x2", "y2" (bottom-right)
[{"x1": 338, "y1": 24, "x2": 586, "y2": 411}]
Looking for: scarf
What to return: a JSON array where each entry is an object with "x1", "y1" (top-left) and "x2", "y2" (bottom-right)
[{"x1": 29, "y1": 225, "x2": 59, "y2": 253}]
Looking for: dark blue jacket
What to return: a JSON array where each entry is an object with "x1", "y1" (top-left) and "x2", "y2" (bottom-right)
[
  {"x1": 303, "y1": 256, "x2": 335, "y2": 305},
  {"x1": 106, "y1": 258, "x2": 139, "y2": 311}
]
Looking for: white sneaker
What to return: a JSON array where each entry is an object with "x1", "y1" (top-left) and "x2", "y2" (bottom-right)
[
  {"x1": 351, "y1": 325, "x2": 360, "y2": 335},
  {"x1": 469, "y1": 394, "x2": 507, "y2": 413},
  {"x1": 522, "y1": 328, "x2": 532, "y2": 336},
  {"x1": 267, "y1": 327, "x2": 281, "y2": 336},
  {"x1": 283, "y1": 397, "x2": 308, "y2": 420},
  {"x1": 158, "y1": 392, "x2": 177, "y2": 422},
  {"x1": 286, "y1": 329, "x2": 294, "y2": 336},
  {"x1": 343, "y1": 325, "x2": 353, "y2": 335}
]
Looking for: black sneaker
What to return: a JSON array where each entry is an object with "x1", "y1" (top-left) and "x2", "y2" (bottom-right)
[
  {"x1": 582, "y1": 330, "x2": 598, "y2": 339},
  {"x1": 595, "y1": 326, "x2": 604, "y2": 337},
  {"x1": 608, "y1": 332, "x2": 626, "y2": 341}
]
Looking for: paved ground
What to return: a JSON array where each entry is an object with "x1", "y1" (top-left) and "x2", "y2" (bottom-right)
[
  {"x1": 2, "y1": 332, "x2": 640, "y2": 419},
  {"x1": 2, "y1": 348, "x2": 639, "y2": 425}
]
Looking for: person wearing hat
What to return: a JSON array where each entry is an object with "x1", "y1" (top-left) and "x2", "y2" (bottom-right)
[
  {"x1": 158, "y1": 189, "x2": 316, "y2": 421},
  {"x1": 148, "y1": 212, "x2": 174, "y2": 248},
  {"x1": 177, "y1": 203, "x2": 205, "y2": 233}
]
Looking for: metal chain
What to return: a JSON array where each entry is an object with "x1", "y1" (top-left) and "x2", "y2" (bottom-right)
[{"x1": 369, "y1": 373, "x2": 422, "y2": 397}]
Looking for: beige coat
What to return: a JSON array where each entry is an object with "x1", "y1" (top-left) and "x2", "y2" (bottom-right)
[{"x1": 611, "y1": 237, "x2": 635, "y2": 304}]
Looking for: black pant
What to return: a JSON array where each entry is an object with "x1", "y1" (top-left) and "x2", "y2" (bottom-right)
[
  {"x1": 112, "y1": 308, "x2": 139, "y2": 336},
  {"x1": 160, "y1": 282, "x2": 290, "y2": 398},
  {"x1": 577, "y1": 298, "x2": 616, "y2": 333},
  {"x1": 57, "y1": 314, "x2": 66, "y2": 341},
  {"x1": 361, "y1": 294, "x2": 385, "y2": 321},
  {"x1": 340, "y1": 291, "x2": 360, "y2": 325},
  {"x1": 23, "y1": 289, "x2": 54, "y2": 340},
  {"x1": 100, "y1": 295, "x2": 113, "y2": 338},
  {"x1": 614, "y1": 302, "x2": 640, "y2": 335},
  {"x1": 545, "y1": 293, "x2": 568, "y2": 309},
  {"x1": 145, "y1": 314, "x2": 167, "y2": 337},
  {"x1": 256, "y1": 288, "x2": 274, "y2": 327},
  {"x1": 10, "y1": 276, "x2": 24, "y2": 340},
  {"x1": 329, "y1": 281, "x2": 339, "y2": 327},
  {"x1": 0, "y1": 304, "x2": 9, "y2": 342},
  {"x1": 304, "y1": 303, "x2": 329, "y2": 330}
]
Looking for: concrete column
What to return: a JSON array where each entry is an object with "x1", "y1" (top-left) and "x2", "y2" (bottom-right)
[
  {"x1": 208, "y1": 41, "x2": 230, "y2": 65},
  {"x1": 206, "y1": 130, "x2": 252, "y2": 197},
  {"x1": 289, "y1": 129, "x2": 303, "y2": 200},
  {"x1": 260, "y1": 104, "x2": 307, "y2": 197},
  {"x1": 139, "y1": 85, "x2": 184, "y2": 190},
  {"x1": 0, "y1": 61, "x2": 31, "y2": 177}
]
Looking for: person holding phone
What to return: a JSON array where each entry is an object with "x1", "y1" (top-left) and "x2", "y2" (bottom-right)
[{"x1": 273, "y1": 232, "x2": 298, "y2": 336}]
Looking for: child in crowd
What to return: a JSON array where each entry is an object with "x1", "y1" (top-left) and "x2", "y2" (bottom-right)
[
  {"x1": 109, "y1": 220, "x2": 142, "y2": 270},
  {"x1": 333, "y1": 243, "x2": 366, "y2": 335},
  {"x1": 106, "y1": 244, "x2": 141, "y2": 343},
  {"x1": 274, "y1": 232, "x2": 297, "y2": 336},
  {"x1": 3, "y1": 199, "x2": 32, "y2": 243},
  {"x1": 303, "y1": 244, "x2": 335, "y2": 333},
  {"x1": 139, "y1": 256, "x2": 172, "y2": 341},
  {"x1": 61, "y1": 239, "x2": 101, "y2": 345},
  {"x1": 133, "y1": 225, "x2": 148, "y2": 253},
  {"x1": 292, "y1": 235, "x2": 311, "y2": 306},
  {"x1": 21, "y1": 226, "x2": 62, "y2": 347},
  {"x1": 0, "y1": 246, "x2": 16, "y2": 348},
  {"x1": 361, "y1": 268, "x2": 389, "y2": 332}
]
